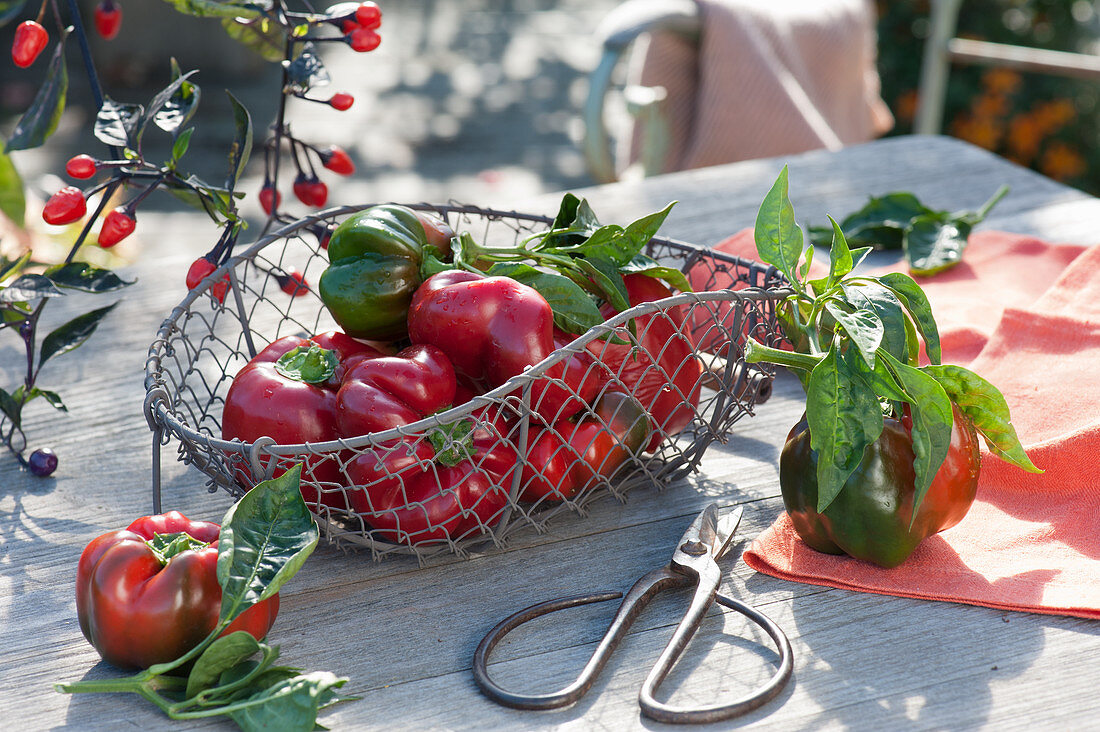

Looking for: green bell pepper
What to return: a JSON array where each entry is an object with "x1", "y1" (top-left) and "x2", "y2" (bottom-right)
[{"x1": 319, "y1": 204, "x2": 450, "y2": 340}]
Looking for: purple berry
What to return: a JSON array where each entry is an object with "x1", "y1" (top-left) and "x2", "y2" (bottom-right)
[{"x1": 28, "y1": 447, "x2": 58, "y2": 477}]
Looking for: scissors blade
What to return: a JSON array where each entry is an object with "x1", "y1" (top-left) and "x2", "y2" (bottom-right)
[{"x1": 713, "y1": 506, "x2": 744, "y2": 560}]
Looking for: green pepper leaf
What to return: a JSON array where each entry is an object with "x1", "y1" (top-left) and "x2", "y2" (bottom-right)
[
  {"x1": 222, "y1": 14, "x2": 286, "y2": 62},
  {"x1": 224, "y1": 91, "x2": 253, "y2": 192},
  {"x1": 227, "y1": 671, "x2": 349, "y2": 732},
  {"x1": 40, "y1": 302, "x2": 119, "y2": 366},
  {"x1": 924, "y1": 364, "x2": 1041, "y2": 473},
  {"x1": 754, "y1": 166, "x2": 806, "y2": 291},
  {"x1": 161, "y1": 0, "x2": 269, "y2": 20},
  {"x1": 904, "y1": 213, "x2": 972, "y2": 276},
  {"x1": 1, "y1": 274, "x2": 63, "y2": 302},
  {"x1": 880, "y1": 351, "x2": 953, "y2": 516},
  {"x1": 0, "y1": 386, "x2": 22, "y2": 427},
  {"x1": 94, "y1": 98, "x2": 144, "y2": 149},
  {"x1": 217, "y1": 464, "x2": 319, "y2": 624},
  {"x1": 575, "y1": 255, "x2": 630, "y2": 313},
  {"x1": 806, "y1": 345, "x2": 885, "y2": 512},
  {"x1": 486, "y1": 262, "x2": 605, "y2": 335},
  {"x1": 5, "y1": 35, "x2": 67, "y2": 152},
  {"x1": 877, "y1": 271, "x2": 942, "y2": 364},
  {"x1": 823, "y1": 299, "x2": 882, "y2": 368},
  {"x1": 839, "y1": 281, "x2": 910, "y2": 364},
  {"x1": 45, "y1": 262, "x2": 134, "y2": 293},
  {"x1": 24, "y1": 386, "x2": 66, "y2": 412},
  {"x1": 186, "y1": 631, "x2": 263, "y2": 698},
  {"x1": 808, "y1": 191, "x2": 930, "y2": 249},
  {"x1": 0, "y1": 149, "x2": 25, "y2": 227},
  {"x1": 619, "y1": 254, "x2": 693, "y2": 293},
  {"x1": 154, "y1": 60, "x2": 201, "y2": 136}
]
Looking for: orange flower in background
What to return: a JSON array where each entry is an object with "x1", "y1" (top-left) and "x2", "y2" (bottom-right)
[
  {"x1": 1007, "y1": 114, "x2": 1043, "y2": 163},
  {"x1": 983, "y1": 68, "x2": 1022, "y2": 95},
  {"x1": 950, "y1": 114, "x2": 1004, "y2": 151},
  {"x1": 1033, "y1": 98, "x2": 1076, "y2": 133},
  {"x1": 972, "y1": 92, "x2": 1010, "y2": 119},
  {"x1": 894, "y1": 89, "x2": 919, "y2": 124},
  {"x1": 1040, "y1": 141, "x2": 1086, "y2": 181}
]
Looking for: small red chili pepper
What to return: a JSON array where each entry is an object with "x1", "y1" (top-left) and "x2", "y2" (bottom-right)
[
  {"x1": 93, "y1": 0, "x2": 123, "y2": 41},
  {"x1": 349, "y1": 27, "x2": 381, "y2": 52},
  {"x1": 98, "y1": 208, "x2": 136, "y2": 248},
  {"x1": 355, "y1": 2, "x2": 382, "y2": 29},
  {"x1": 12, "y1": 20, "x2": 48, "y2": 68},
  {"x1": 42, "y1": 187, "x2": 87, "y2": 226},
  {"x1": 65, "y1": 154, "x2": 97, "y2": 179},
  {"x1": 279, "y1": 269, "x2": 310, "y2": 297},
  {"x1": 319, "y1": 145, "x2": 355, "y2": 176},
  {"x1": 328, "y1": 92, "x2": 354, "y2": 111},
  {"x1": 258, "y1": 183, "x2": 279, "y2": 215},
  {"x1": 186, "y1": 257, "x2": 230, "y2": 303}
]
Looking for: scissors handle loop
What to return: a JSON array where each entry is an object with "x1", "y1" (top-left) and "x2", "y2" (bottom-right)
[
  {"x1": 473, "y1": 567, "x2": 792, "y2": 723},
  {"x1": 473, "y1": 566, "x2": 686, "y2": 711}
]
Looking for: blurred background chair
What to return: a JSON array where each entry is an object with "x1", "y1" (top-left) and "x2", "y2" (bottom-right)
[
  {"x1": 915, "y1": 0, "x2": 1100, "y2": 135},
  {"x1": 583, "y1": 0, "x2": 894, "y2": 183}
]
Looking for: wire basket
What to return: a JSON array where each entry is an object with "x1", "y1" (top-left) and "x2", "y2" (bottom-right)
[{"x1": 144, "y1": 203, "x2": 789, "y2": 559}]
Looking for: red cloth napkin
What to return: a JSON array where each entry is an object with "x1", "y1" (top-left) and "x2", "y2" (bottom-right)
[{"x1": 702, "y1": 229, "x2": 1100, "y2": 619}]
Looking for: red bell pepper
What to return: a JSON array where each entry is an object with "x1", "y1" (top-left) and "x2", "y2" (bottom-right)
[
  {"x1": 587, "y1": 275, "x2": 703, "y2": 451},
  {"x1": 344, "y1": 417, "x2": 516, "y2": 544},
  {"x1": 221, "y1": 331, "x2": 384, "y2": 507},
  {"x1": 76, "y1": 511, "x2": 280, "y2": 670},
  {"x1": 335, "y1": 344, "x2": 456, "y2": 437}
]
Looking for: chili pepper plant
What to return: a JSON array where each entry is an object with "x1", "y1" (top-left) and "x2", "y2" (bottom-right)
[
  {"x1": 1, "y1": 0, "x2": 382, "y2": 475},
  {"x1": 744, "y1": 168, "x2": 1041, "y2": 567}
]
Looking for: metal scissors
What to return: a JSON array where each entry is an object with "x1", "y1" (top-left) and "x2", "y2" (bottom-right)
[{"x1": 473, "y1": 504, "x2": 793, "y2": 724}]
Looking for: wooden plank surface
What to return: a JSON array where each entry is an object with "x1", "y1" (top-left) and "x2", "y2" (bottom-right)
[{"x1": 4, "y1": 135, "x2": 1100, "y2": 730}]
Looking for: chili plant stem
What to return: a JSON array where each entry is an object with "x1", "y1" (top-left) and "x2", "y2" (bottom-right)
[{"x1": 743, "y1": 337, "x2": 822, "y2": 372}]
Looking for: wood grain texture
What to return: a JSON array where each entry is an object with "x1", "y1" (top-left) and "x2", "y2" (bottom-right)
[{"x1": 3, "y1": 136, "x2": 1099, "y2": 730}]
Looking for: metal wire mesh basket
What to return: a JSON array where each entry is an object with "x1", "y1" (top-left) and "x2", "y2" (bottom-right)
[{"x1": 144, "y1": 203, "x2": 789, "y2": 559}]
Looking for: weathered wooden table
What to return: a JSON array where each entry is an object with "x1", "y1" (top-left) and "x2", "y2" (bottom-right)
[{"x1": 5, "y1": 136, "x2": 1100, "y2": 730}]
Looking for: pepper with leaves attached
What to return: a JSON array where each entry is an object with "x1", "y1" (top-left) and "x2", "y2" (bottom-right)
[
  {"x1": 745, "y1": 168, "x2": 1039, "y2": 568},
  {"x1": 318, "y1": 204, "x2": 453, "y2": 340}
]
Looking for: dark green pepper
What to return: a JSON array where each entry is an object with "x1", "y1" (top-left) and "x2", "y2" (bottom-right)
[
  {"x1": 779, "y1": 402, "x2": 981, "y2": 568},
  {"x1": 319, "y1": 204, "x2": 451, "y2": 340}
]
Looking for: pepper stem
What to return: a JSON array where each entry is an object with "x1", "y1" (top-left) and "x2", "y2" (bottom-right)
[{"x1": 743, "y1": 338, "x2": 822, "y2": 372}]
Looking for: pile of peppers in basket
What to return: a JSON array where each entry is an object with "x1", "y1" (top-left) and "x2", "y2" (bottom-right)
[
  {"x1": 744, "y1": 168, "x2": 1040, "y2": 568},
  {"x1": 222, "y1": 196, "x2": 705, "y2": 546}
]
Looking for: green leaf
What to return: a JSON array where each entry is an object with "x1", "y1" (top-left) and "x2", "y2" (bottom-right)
[
  {"x1": 486, "y1": 262, "x2": 606, "y2": 335},
  {"x1": 25, "y1": 386, "x2": 66, "y2": 412},
  {"x1": 877, "y1": 271, "x2": 942, "y2": 364},
  {"x1": 172, "y1": 127, "x2": 195, "y2": 162},
  {"x1": 40, "y1": 302, "x2": 119, "y2": 366},
  {"x1": 880, "y1": 352, "x2": 953, "y2": 516},
  {"x1": 823, "y1": 299, "x2": 882, "y2": 368},
  {"x1": 154, "y1": 61, "x2": 201, "y2": 136},
  {"x1": 161, "y1": 0, "x2": 270, "y2": 20},
  {"x1": 754, "y1": 166, "x2": 806, "y2": 289},
  {"x1": 542, "y1": 193, "x2": 601, "y2": 248},
  {"x1": 809, "y1": 191, "x2": 931, "y2": 249},
  {"x1": 217, "y1": 464, "x2": 319, "y2": 624},
  {"x1": 0, "y1": 274, "x2": 63, "y2": 302},
  {"x1": 0, "y1": 149, "x2": 25, "y2": 226},
  {"x1": 45, "y1": 262, "x2": 134, "y2": 293},
  {"x1": 94, "y1": 98, "x2": 144, "y2": 149},
  {"x1": 5, "y1": 36, "x2": 67, "y2": 152},
  {"x1": 904, "y1": 214, "x2": 972, "y2": 276},
  {"x1": 0, "y1": 386, "x2": 21, "y2": 427},
  {"x1": 924, "y1": 364, "x2": 1041, "y2": 473},
  {"x1": 221, "y1": 14, "x2": 287, "y2": 62},
  {"x1": 805, "y1": 345, "x2": 885, "y2": 512},
  {"x1": 840, "y1": 281, "x2": 910, "y2": 364},
  {"x1": 1, "y1": 250, "x2": 31, "y2": 283},
  {"x1": 227, "y1": 671, "x2": 348, "y2": 732},
  {"x1": 225, "y1": 91, "x2": 253, "y2": 192},
  {"x1": 575, "y1": 255, "x2": 630, "y2": 313},
  {"x1": 825, "y1": 216, "x2": 853, "y2": 287},
  {"x1": 619, "y1": 253, "x2": 693, "y2": 293},
  {"x1": 186, "y1": 631, "x2": 262, "y2": 698}
]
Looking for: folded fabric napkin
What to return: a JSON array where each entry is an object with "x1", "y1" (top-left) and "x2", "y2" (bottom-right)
[
  {"x1": 628, "y1": 0, "x2": 894, "y2": 173},
  {"x1": 700, "y1": 229, "x2": 1100, "y2": 619}
]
